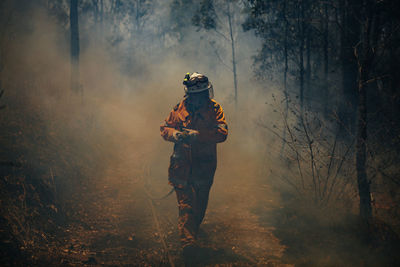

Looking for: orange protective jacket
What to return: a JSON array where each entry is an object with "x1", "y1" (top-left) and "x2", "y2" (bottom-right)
[{"x1": 160, "y1": 98, "x2": 228, "y2": 188}]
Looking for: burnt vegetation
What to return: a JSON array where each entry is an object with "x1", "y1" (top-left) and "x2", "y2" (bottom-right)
[{"x1": 1, "y1": 0, "x2": 400, "y2": 266}]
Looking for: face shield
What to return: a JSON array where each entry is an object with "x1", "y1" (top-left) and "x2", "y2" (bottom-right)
[{"x1": 183, "y1": 72, "x2": 214, "y2": 99}]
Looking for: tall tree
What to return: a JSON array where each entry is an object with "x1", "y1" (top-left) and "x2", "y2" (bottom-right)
[
  {"x1": 298, "y1": 0, "x2": 305, "y2": 111},
  {"x1": 226, "y1": 1, "x2": 238, "y2": 106},
  {"x1": 243, "y1": 0, "x2": 317, "y2": 112},
  {"x1": 169, "y1": 0, "x2": 197, "y2": 43},
  {"x1": 70, "y1": 0, "x2": 80, "y2": 94},
  {"x1": 321, "y1": 1, "x2": 329, "y2": 114},
  {"x1": 192, "y1": 0, "x2": 241, "y2": 106},
  {"x1": 338, "y1": 0, "x2": 360, "y2": 134},
  {"x1": 354, "y1": 0, "x2": 382, "y2": 223}
]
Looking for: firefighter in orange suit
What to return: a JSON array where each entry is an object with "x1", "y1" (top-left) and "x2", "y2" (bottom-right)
[{"x1": 160, "y1": 72, "x2": 228, "y2": 257}]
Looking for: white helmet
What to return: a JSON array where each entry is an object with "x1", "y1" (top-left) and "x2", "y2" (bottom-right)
[{"x1": 183, "y1": 72, "x2": 214, "y2": 98}]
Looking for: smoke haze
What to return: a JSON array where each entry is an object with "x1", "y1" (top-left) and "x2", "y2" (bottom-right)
[{"x1": 3, "y1": 1, "x2": 397, "y2": 266}]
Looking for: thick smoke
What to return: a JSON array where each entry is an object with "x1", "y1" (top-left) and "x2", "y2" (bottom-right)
[{"x1": 2, "y1": 1, "x2": 381, "y2": 266}]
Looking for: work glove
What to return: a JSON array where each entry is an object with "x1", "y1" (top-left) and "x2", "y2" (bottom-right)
[
  {"x1": 172, "y1": 130, "x2": 184, "y2": 143},
  {"x1": 182, "y1": 128, "x2": 199, "y2": 144},
  {"x1": 172, "y1": 129, "x2": 199, "y2": 144}
]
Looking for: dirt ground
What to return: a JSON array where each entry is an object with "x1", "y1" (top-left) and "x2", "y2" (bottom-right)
[
  {"x1": 40, "y1": 138, "x2": 292, "y2": 267},
  {"x1": 4, "y1": 95, "x2": 398, "y2": 267}
]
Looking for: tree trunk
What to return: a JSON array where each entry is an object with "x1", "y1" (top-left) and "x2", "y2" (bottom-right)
[
  {"x1": 93, "y1": 0, "x2": 99, "y2": 43},
  {"x1": 306, "y1": 28, "x2": 311, "y2": 105},
  {"x1": 323, "y1": 3, "x2": 329, "y2": 115},
  {"x1": 339, "y1": 0, "x2": 359, "y2": 134},
  {"x1": 100, "y1": 0, "x2": 104, "y2": 33},
  {"x1": 227, "y1": 1, "x2": 238, "y2": 108},
  {"x1": 299, "y1": 1, "x2": 305, "y2": 112},
  {"x1": 280, "y1": 0, "x2": 289, "y2": 155},
  {"x1": 356, "y1": 67, "x2": 371, "y2": 222},
  {"x1": 356, "y1": 0, "x2": 375, "y2": 224},
  {"x1": 70, "y1": 0, "x2": 80, "y2": 94},
  {"x1": 389, "y1": 21, "x2": 399, "y2": 123},
  {"x1": 93, "y1": 0, "x2": 98, "y2": 26}
]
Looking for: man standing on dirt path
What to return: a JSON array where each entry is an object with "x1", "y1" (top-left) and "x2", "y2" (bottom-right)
[{"x1": 160, "y1": 72, "x2": 228, "y2": 261}]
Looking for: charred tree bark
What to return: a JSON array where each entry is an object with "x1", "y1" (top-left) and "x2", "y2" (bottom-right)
[
  {"x1": 356, "y1": 64, "x2": 371, "y2": 222},
  {"x1": 339, "y1": 0, "x2": 360, "y2": 134},
  {"x1": 306, "y1": 27, "x2": 311, "y2": 105},
  {"x1": 299, "y1": 0, "x2": 305, "y2": 112},
  {"x1": 389, "y1": 21, "x2": 399, "y2": 123},
  {"x1": 323, "y1": 3, "x2": 329, "y2": 115},
  {"x1": 355, "y1": 0, "x2": 377, "y2": 223},
  {"x1": 281, "y1": 0, "x2": 289, "y2": 155},
  {"x1": 70, "y1": 0, "x2": 80, "y2": 94}
]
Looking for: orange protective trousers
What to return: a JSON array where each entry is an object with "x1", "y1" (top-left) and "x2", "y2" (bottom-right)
[{"x1": 175, "y1": 183, "x2": 212, "y2": 247}]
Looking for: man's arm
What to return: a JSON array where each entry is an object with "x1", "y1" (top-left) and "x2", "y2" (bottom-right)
[
  {"x1": 160, "y1": 111, "x2": 182, "y2": 143},
  {"x1": 197, "y1": 103, "x2": 228, "y2": 143}
]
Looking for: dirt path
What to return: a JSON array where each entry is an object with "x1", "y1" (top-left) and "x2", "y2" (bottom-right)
[{"x1": 51, "y1": 137, "x2": 292, "y2": 266}]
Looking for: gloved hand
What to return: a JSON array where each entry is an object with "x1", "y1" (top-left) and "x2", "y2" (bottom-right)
[
  {"x1": 172, "y1": 129, "x2": 199, "y2": 143},
  {"x1": 172, "y1": 130, "x2": 184, "y2": 142},
  {"x1": 182, "y1": 128, "x2": 199, "y2": 144}
]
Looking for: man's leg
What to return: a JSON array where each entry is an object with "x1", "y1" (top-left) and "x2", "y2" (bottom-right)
[
  {"x1": 175, "y1": 186, "x2": 197, "y2": 248},
  {"x1": 193, "y1": 184, "x2": 212, "y2": 230}
]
